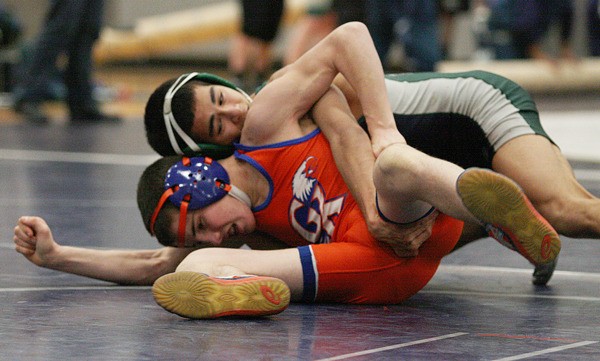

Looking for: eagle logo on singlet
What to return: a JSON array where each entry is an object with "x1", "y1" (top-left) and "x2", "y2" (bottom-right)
[{"x1": 289, "y1": 156, "x2": 345, "y2": 244}]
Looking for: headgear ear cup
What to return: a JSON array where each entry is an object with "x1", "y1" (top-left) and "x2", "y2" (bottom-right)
[{"x1": 149, "y1": 156, "x2": 251, "y2": 247}]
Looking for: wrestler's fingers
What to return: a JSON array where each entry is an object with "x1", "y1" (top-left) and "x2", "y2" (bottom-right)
[
  {"x1": 389, "y1": 239, "x2": 419, "y2": 257},
  {"x1": 13, "y1": 225, "x2": 34, "y2": 243},
  {"x1": 13, "y1": 232, "x2": 35, "y2": 247},
  {"x1": 14, "y1": 240, "x2": 35, "y2": 256},
  {"x1": 16, "y1": 217, "x2": 36, "y2": 234},
  {"x1": 18, "y1": 216, "x2": 40, "y2": 230},
  {"x1": 397, "y1": 229, "x2": 430, "y2": 255},
  {"x1": 18, "y1": 216, "x2": 53, "y2": 239},
  {"x1": 393, "y1": 246, "x2": 418, "y2": 258}
]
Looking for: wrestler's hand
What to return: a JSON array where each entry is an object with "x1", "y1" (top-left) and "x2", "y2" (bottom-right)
[
  {"x1": 368, "y1": 210, "x2": 438, "y2": 257},
  {"x1": 13, "y1": 216, "x2": 59, "y2": 267},
  {"x1": 369, "y1": 127, "x2": 406, "y2": 158}
]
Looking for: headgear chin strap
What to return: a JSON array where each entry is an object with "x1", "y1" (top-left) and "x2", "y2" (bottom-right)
[
  {"x1": 149, "y1": 156, "x2": 251, "y2": 247},
  {"x1": 163, "y1": 72, "x2": 253, "y2": 155}
]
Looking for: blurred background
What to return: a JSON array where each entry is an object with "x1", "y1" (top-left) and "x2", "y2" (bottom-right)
[
  {"x1": 0, "y1": 0, "x2": 598, "y2": 122},
  {"x1": 3, "y1": 0, "x2": 595, "y2": 62}
]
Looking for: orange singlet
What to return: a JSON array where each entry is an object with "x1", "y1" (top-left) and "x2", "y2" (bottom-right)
[{"x1": 235, "y1": 129, "x2": 463, "y2": 304}]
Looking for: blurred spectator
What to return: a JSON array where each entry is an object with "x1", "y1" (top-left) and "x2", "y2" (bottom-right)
[
  {"x1": 228, "y1": 0, "x2": 285, "y2": 92},
  {"x1": 487, "y1": 0, "x2": 577, "y2": 65},
  {"x1": 0, "y1": 3, "x2": 21, "y2": 48},
  {"x1": 0, "y1": 3, "x2": 22, "y2": 92},
  {"x1": 365, "y1": 0, "x2": 442, "y2": 72},
  {"x1": 12, "y1": 0, "x2": 120, "y2": 124},
  {"x1": 284, "y1": 0, "x2": 365, "y2": 65},
  {"x1": 438, "y1": 0, "x2": 470, "y2": 59},
  {"x1": 589, "y1": 0, "x2": 600, "y2": 56},
  {"x1": 13, "y1": 41, "x2": 66, "y2": 101}
]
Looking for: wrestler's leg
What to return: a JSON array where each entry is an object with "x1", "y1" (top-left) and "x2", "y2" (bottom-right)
[
  {"x1": 373, "y1": 142, "x2": 480, "y2": 224},
  {"x1": 374, "y1": 142, "x2": 561, "y2": 266},
  {"x1": 152, "y1": 248, "x2": 301, "y2": 318},
  {"x1": 174, "y1": 247, "x2": 303, "y2": 300},
  {"x1": 492, "y1": 135, "x2": 600, "y2": 239},
  {"x1": 452, "y1": 222, "x2": 487, "y2": 250}
]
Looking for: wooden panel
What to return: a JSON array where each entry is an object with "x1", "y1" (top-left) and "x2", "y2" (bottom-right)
[
  {"x1": 94, "y1": 0, "x2": 308, "y2": 63},
  {"x1": 437, "y1": 58, "x2": 600, "y2": 93}
]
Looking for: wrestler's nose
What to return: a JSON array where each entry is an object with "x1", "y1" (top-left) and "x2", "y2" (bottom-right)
[
  {"x1": 218, "y1": 104, "x2": 245, "y2": 118},
  {"x1": 198, "y1": 230, "x2": 224, "y2": 246}
]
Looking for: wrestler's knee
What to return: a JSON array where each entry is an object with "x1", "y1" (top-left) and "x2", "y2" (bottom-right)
[
  {"x1": 176, "y1": 248, "x2": 221, "y2": 273},
  {"x1": 374, "y1": 144, "x2": 426, "y2": 192}
]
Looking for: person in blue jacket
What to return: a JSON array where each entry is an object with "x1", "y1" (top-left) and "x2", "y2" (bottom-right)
[{"x1": 488, "y1": 0, "x2": 577, "y2": 63}]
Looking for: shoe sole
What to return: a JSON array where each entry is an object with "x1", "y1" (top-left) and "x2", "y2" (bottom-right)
[
  {"x1": 152, "y1": 271, "x2": 291, "y2": 319},
  {"x1": 456, "y1": 168, "x2": 561, "y2": 266}
]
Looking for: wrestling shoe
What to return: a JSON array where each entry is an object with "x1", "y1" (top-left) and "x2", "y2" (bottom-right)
[
  {"x1": 456, "y1": 168, "x2": 561, "y2": 266},
  {"x1": 487, "y1": 224, "x2": 558, "y2": 285},
  {"x1": 152, "y1": 271, "x2": 291, "y2": 319},
  {"x1": 532, "y1": 257, "x2": 558, "y2": 286}
]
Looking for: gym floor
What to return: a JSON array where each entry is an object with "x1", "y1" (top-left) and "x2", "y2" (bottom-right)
[{"x1": 0, "y1": 65, "x2": 599, "y2": 360}]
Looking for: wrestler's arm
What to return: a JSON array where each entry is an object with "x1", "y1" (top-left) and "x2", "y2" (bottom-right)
[
  {"x1": 13, "y1": 216, "x2": 191, "y2": 285},
  {"x1": 332, "y1": 74, "x2": 362, "y2": 119},
  {"x1": 295, "y1": 22, "x2": 402, "y2": 154},
  {"x1": 313, "y1": 87, "x2": 435, "y2": 256},
  {"x1": 312, "y1": 87, "x2": 378, "y2": 230},
  {"x1": 13, "y1": 216, "x2": 287, "y2": 285},
  {"x1": 176, "y1": 247, "x2": 305, "y2": 301},
  {"x1": 247, "y1": 22, "x2": 400, "y2": 152}
]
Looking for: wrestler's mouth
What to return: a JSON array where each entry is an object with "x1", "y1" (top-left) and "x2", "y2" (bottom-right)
[{"x1": 228, "y1": 223, "x2": 239, "y2": 238}]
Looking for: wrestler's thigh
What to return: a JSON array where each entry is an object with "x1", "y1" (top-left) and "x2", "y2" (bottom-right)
[
  {"x1": 178, "y1": 247, "x2": 304, "y2": 298},
  {"x1": 491, "y1": 134, "x2": 588, "y2": 205}
]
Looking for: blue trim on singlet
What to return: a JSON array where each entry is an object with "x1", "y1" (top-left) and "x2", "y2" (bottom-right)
[
  {"x1": 375, "y1": 193, "x2": 436, "y2": 225},
  {"x1": 233, "y1": 151, "x2": 273, "y2": 212},
  {"x1": 298, "y1": 246, "x2": 317, "y2": 303},
  {"x1": 233, "y1": 128, "x2": 322, "y2": 212},
  {"x1": 233, "y1": 127, "x2": 321, "y2": 152}
]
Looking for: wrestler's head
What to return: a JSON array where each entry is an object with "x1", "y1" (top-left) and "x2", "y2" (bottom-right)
[
  {"x1": 144, "y1": 73, "x2": 252, "y2": 158},
  {"x1": 137, "y1": 155, "x2": 255, "y2": 248}
]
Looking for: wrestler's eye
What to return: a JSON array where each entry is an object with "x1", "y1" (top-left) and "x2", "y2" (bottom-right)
[
  {"x1": 196, "y1": 217, "x2": 206, "y2": 233},
  {"x1": 219, "y1": 92, "x2": 224, "y2": 106},
  {"x1": 194, "y1": 219, "x2": 201, "y2": 235}
]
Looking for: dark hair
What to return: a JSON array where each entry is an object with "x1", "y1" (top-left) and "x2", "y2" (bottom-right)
[
  {"x1": 144, "y1": 78, "x2": 200, "y2": 156},
  {"x1": 137, "y1": 156, "x2": 182, "y2": 246}
]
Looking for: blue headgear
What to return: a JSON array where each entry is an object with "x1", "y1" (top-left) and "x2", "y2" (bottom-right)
[
  {"x1": 149, "y1": 156, "x2": 251, "y2": 247},
  {"x1": 162, "y1": 72, "x2": 253, "y2": 156}
]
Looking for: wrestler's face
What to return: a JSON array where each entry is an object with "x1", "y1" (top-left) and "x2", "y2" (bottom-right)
[
  {"x1": 168, "y1": 195, "x2": 256, "y2": 248},
  {"x1": 190, "y1": 85, "x2": 250, "y2": 145}
]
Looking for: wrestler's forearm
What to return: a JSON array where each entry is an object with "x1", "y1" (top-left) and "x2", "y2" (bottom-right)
[
  {"x1": 323, "y1": 23, "x2": 398, "y2": 142},
  {"x1": 246, "y1": 22, "x2": 399, "y2": 150},
  {"x1": 44, "y1": 246, "x2": 190, "y2": 285},
  {"x1": 305, "y1": 22, "x2": 401, "y2": 155},
  {"x1": 270, "y1": 22, "x2": 394, "y2": 128},
  {"x1": 313, "y1": 87, "x2": 379, "y2": 226},
  {"x1": 323, "y1": 122, "x2": 379, "y2": 226}
]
